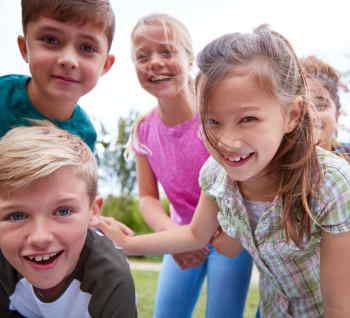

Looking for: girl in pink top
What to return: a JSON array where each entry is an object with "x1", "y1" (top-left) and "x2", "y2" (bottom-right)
[{"x1": 129, "y1": 14, "x2": 252, "y2": 318}]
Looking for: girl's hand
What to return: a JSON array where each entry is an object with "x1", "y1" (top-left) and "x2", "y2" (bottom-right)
[
  {"x1": 91, "y1": 216, "x2": 133, "y2": 247},
  {"x1": 172, "y1": 247, "x2": 209, "y2": 269},
  {"x1": 210, "y1": 226, "x2": 242, "y2": 257}
]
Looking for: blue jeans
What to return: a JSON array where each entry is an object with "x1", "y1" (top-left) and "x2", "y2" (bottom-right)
[{"x1": 153, "y1": 247, "x2": 252, "y2": 318}]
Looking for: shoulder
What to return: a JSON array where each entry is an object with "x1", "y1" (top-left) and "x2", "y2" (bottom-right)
[
  {"x1": 0, "y1": 74, "x2": 29, "y2": 105},
  {"x1": 78, "y1": 230, "x2": 133, "y2": 283},
  {"x1": 314, "y1": 148, "x2": 350, "y2": 233},
  {"x1": 136, "y1": 108, "x2": 158, "y2": 136},
  {"x1": 62, "y1": 106, "x2": 97, "y2": 151},
  {"x1": 318, "y1": 147, "x2": 350, "y2": 187},
  {"x1": 0, "y1": 251, "x2": 22, "y2": 298},
  {"x1": 0, "y1": 74, "x2": 28, "y2": 87},
  {"x1": 199, "y1": 156, "x2": 227, "y2": 196},
  {"x1": 75, "y1": 230, "x2": 136, "y2": 317}
]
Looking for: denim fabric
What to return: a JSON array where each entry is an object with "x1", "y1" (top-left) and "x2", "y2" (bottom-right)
[{"x1": 153, "y1": 247, "x2": 252, "y2": 318}]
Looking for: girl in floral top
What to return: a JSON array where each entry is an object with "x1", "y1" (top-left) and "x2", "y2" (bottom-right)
[{"x1": 95, "y1": 25, "x2": 350, "y2": 317}]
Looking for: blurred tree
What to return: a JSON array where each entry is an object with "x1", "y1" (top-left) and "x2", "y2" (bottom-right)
[{"x1": 96, "y1": 110, "x2": 139, "y2": 196}]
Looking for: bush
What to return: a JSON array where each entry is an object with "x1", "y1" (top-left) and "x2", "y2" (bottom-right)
[{"x1": 102, "y1": 195, "x2": 152, "y2": 234}]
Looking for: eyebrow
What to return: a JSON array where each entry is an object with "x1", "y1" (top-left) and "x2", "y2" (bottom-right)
[
  {"x1": 36, "y1": 25, "x2": 101, "y2": 44},
  {"x1": 0, "y1": 196, "x2": 81, "y2": 210}
]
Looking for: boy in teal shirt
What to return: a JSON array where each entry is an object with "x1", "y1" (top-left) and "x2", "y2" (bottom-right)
[{"x1": 0, "y1": 0, "x2": 116, "y2": 151}]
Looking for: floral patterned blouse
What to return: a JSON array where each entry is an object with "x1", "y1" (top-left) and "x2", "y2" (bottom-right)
[{"x1": 200, "y1": 147, "x2": 350, "y2": 317}]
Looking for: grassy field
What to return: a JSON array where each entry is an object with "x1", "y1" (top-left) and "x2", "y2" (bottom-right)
[{"x1": 132, "y1": 269, "x2": 259, "y2": 317}]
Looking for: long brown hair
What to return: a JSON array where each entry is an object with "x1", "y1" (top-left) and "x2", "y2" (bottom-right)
[{"x1": 197, "y1": 25, "x2": 321, "y2": 246}]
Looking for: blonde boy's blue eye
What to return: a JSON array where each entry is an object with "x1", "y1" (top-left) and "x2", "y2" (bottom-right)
[
  {"x1": 56, "y1": 207, "x2": 72, "y2": 217},
  {"x1": 5, "y1": 211, "x2": 27, "y2": 222}
]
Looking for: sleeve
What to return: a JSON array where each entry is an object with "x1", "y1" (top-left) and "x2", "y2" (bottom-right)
[
  {"x1": 315, "y1": 166, "x2": 350, "y2": 234},
  {"x1": 0, "y1": 286, "x2": 25, "y2": 318},
  {"x1": 99, "y1": 274, "x2": 137, "y2": 318},
  {"x1": 199, "y1": 156, "x2": 222, "y2": 200}
]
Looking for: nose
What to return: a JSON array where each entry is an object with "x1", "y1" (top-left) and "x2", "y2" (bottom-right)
[
  {"x1": 217, "y1": 128, "x2": 243, "y2": 150},
  {"x1": 27, "y1": 219, "x2": 53, "y2": 249},
  {"x1": 57, "y1": 46, "x2": 78, "y2": 69},
  {"x1": 149, "y1": 53, "x2": 165, "y2": 69}
]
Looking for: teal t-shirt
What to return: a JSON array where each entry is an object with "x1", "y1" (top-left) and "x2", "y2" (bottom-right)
[{"x1": 0, "y1": 74, "x2": 97, "y2": 151}]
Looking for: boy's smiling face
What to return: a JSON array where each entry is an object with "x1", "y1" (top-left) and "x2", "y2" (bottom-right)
[
  {"x1": 17, "y1": 16, "x2": 114, "y2": 120},
  {"x1": 0, "y1": 166, "x2": 101, "y2": 299}
]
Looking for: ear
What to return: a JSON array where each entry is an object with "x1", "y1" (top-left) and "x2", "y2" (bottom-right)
[
  {"x1": 89, "y1": 196, "x2": 103, "y2": 226},
  {"x1": 101, "y1": 54, "x2": 115, "y2": 76},
  {"x1": 285, "y1": 96, "x2": 303, "y2": 133},
  {"x1": 17, "y1": 35, "x2": 29, "y2": 63}
]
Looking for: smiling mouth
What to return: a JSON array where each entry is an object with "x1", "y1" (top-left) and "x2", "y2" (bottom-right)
[
  {"x1": 24, "y1": 251, "x2": 63, "y2": 265},
  {"x1": 222, "y1": 152, "x2": 255, "y2": 166},
  {"x1": 149, "y1": 74, "x2": 174, "y2": 83},
  {"x1": 52, "y1": 75, "x2": 79, "y2": 83}
]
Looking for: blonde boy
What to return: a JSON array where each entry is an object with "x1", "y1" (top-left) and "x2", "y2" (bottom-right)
[
  {"x1": 0, "y1": 0, "x2": 116, "y2": 150},
  {"x1": 0, "y1": 122, "x2": 137, "y2": 318}
]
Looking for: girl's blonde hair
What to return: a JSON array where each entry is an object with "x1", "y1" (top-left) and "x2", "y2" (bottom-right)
[
  {"x1": 0, "y1": 121, "x2": 98, "y2": 203},
  {"x1": 131, "y1": 13, "x2": 194, "y2": 66},
  {"x1": 197, "y1": 25, "x2": 321, "y2": 246}
]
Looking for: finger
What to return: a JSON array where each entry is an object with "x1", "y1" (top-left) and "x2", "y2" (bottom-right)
[{"x1": 119, "y1": 223, "x2": 135, "y2": 236}]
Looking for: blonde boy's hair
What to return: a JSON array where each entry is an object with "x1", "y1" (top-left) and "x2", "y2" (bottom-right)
[
  {"x1": 0, "y1": 121, "x2": 97, "y2": 202},
  {"x1": 21, "y1": 0, "x2": 115, "y2": 51}
]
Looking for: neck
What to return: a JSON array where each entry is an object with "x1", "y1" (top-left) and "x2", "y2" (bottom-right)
[
  {"x1": 158, "y1": 90, "x2": 195, "y2": 126},
  {"x1": 27, "y1": 79, "x2": 76, "y2": 121},
  {"x1": 34, "y1": 277, "x2": 71, "y2": 302},
  {"x1": 238, "y1": 172, "x2": 280, "y2": 202},
  {"x1": 319, "y1": 139, "x2": 333, "y2": 151}
]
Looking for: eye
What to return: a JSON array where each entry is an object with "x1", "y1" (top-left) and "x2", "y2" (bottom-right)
[
  {"x1": 315, "y1": 101, "x2": 328, "y2": 112},
  {"x1": 161, "y1": 48, "x2": 172, "y2": 58},
  {"x1": 205, "y1": 118, "x2": 220, "y2": 126},
  {"x1": 55, "y1": 207, "x2": 73, "y2": 217},
  {"x1": 40, "y1": 35, "x2": 59, "y2": 46},
  {"x1": 135, "y1": 51, "x2": 148, "y2": 63},
  {"x1": 240, "y1": 116, "x2": 257, "y2": 123},
  {"x1": 4, "y1": 211, "x2": 27, "y2": 222},
  {"x1": 80, "y1": 43, "x2": 98, "y2": 54}
]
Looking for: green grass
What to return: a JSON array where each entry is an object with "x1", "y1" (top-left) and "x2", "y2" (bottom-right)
[{"x1": 132, "y1": 269, "x2": 259, "y2": 318}]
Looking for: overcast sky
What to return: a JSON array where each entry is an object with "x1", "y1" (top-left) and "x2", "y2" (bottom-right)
[{"x1": 1, "y1": 0, "x2": 349, "y2": 137}]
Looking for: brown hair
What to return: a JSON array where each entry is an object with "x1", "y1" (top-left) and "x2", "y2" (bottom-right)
[
  {"x1": 21, "y1": 0, "x2": 115, "y2": 51},
  {"x1": 300, "y1": 55, "x2": 341, "y2": 111},
  {"x1": 197, "y1": 25, "x2": 321, "y2": 246}
]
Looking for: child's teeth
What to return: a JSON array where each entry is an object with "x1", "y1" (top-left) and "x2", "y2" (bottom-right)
[
  {"x1": 228, "y1": 153, "x2": 250, "y2": 162},
  {"x1": 28, "y1": 252, "x2": 57, "y2": 262}
]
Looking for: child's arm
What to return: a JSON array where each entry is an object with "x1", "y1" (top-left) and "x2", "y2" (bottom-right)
[
  {"x1": 95, "y1": 191, "x2": 227, "y2": 255},
  {"x1": 134, "y1": 154, "x2": 209, "y2": 268},
  {"x1": 136, "y1": 154, "x2": 178, "y2": 231},
  {"x1": 320, "y1": 230, "x2": 350, "y2": 317}
]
